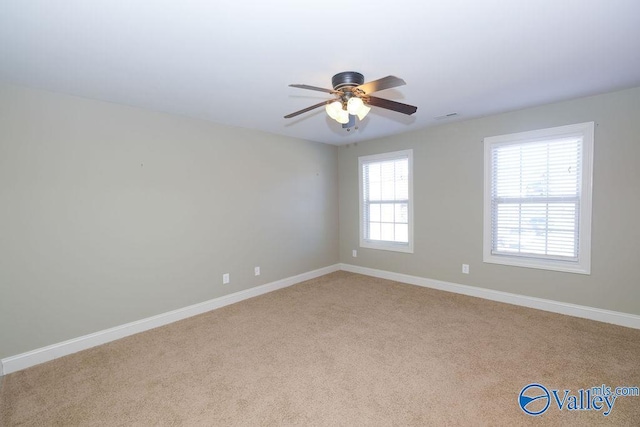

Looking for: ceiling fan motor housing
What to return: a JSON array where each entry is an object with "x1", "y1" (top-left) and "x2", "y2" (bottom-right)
[{"x1": 332, "y1": 71, "x2": 364, "y2": 91}]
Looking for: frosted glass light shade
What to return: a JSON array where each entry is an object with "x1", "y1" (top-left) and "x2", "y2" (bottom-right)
[
  {"x1": 325, "y1": 101, "x2": 343, "y2": 120},
  {"x1": 336, "y1": 109, "x2": 350, "y2": 124},
  {"x1": 347, "y1": 96, "x2": 371, "y2": 120},
  {"x1": 347, "y1": 97, "x2": 365, "y2": 115},
  {"x1": 357, "y1": 104, "x2": 371, "y2": 120}
]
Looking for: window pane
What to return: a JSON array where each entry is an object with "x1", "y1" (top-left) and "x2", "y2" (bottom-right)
[
  {"x1": 548, "y1": 203, "x2": 576, "y2": 231},
  {"x1": 369, "y1": 222, "x2": 381, "y2": 240},
  {"x1": 547, "y1": 231, "x2": 577, "y2": 257},
  {"x1": 369, "y1": 203, "x2": 380, "y2": 222},
  {"x1": 381, "y1": 180, "x2": 394, "y2": 200},
  {"x1": 395, "y1": 160, "x2": 409, "y2": 199},
  {"x1": 381, "y1": 223, "x2": 394, "y2": 241},
  {"x1": 395, "y1": 203, "x2": 408, "y2": 223},
  {"x1": 395, "y1": 224, "x2": 408, "y2": 243},
  {"x1": 369, "y1": 180, "x2": 381, "y2": 201},
  {"x1": 368, "y1": 163, "x2": 381, "y2": 183},
  {"x1": 381, "y1": 204, "x2": 394, "y2": 222},
  {"x1": 380, "y1": 161, "x2": 395, "y2": 200}
]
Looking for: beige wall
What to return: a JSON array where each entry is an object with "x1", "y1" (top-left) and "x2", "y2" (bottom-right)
[
  {"x1": 2, "y1": 82, "x2": 639, "y2": 360},
  {"x1": 339, "y1": 87, "x2": 640, "y2": 316},
  {"x1": 0, "y1": 84, "x2": 339, "y2": 359}
]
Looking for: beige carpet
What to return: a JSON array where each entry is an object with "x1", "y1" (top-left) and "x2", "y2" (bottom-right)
[{"x1": 1, "y1": 271, "x2": 639, "y2": 426}]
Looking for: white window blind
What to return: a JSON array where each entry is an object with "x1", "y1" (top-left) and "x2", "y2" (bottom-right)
[
  {"x1": 359, "y1": 150, "x2": 413, "y2": 253},
  {"x1": 491, "y1": 137, "x2": 581, "y2": 259},
  {"x1": 483, "y1": 122, "x2": 594, "y2": 274}
]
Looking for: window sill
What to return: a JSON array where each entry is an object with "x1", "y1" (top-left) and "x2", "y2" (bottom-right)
[
  {"x1": 483, "y1": 252, "x2": 590, "y2": 275},
  {"x1": 360, "y1": 240, "x2": 414, "y2": 254}
]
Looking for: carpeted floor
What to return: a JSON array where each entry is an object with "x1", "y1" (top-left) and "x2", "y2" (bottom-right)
[{"x1": 1, "y1": 271, "x2": 639, "y2": 425}]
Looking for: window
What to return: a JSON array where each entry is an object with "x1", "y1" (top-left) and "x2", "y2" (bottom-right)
[
  {"x1": 483, "y1": 122, "x2": 594, "y2": 274},
  {"x1": 359, "y1": 150, "x2": 413, "y2": 253}
]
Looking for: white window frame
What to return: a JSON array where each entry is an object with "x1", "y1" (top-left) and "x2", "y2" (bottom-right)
[
  {"x1": 359, "y1": 149, "x2": 414, "y2": 253},
  {"x1": 483, "y1": 122, "x2": 594, "y2": 274}
]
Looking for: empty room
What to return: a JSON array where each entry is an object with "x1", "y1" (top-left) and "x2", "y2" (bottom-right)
[{"x1": 1, "y1": 1, "x2": 640, "y2": 425}]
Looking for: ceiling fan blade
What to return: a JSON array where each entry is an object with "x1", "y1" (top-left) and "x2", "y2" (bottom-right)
[
  {"x1": 289, "y1": 84, "x2": 335, "y2": 94},
  {"x1": 284, "y1": 100, "x2": 330, "y2": 119},
  {"x1": 366, "y1": 96, "x2": 417, "y2": 115},
  {"x1": 356, "y1": 76, "x2": 406, "y2": 94}
]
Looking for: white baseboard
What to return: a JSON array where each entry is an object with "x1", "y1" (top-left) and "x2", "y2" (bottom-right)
[
  {"x1": 4, "y1": 263, "x2": 638, "y2": 376},
  {"x1": 339, "y1": 263, "x2": 640, "y2": 330},
  {"x1": 0, "y1": 264, "x2": 340, "y2": 376}
]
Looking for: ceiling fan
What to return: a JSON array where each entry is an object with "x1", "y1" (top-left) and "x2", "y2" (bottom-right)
[{"x1": 284, "y1": 71, "x2": 417, "y2": 129}]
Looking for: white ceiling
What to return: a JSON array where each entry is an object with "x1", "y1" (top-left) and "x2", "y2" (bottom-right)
[{"x1": 2, "y1": 1, "x2": 640, "y2": 145}]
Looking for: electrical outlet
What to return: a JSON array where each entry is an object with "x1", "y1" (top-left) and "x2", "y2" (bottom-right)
[
  {"x1": 462, "y1": 264, "x2": 469, "y2": 274},
  {"x1": 254, "y1": 266, "x2": 260, "y2": 276},
  {"x1": 223, "y1": 273, "x2": 230, "y2": 284},
  {"x1": 352, "y1": 249, "x2": 357, "y2": 258}
]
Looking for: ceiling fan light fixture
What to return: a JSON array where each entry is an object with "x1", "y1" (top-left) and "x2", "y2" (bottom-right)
[
  {"x1": 336, "y1": 108, "x2": 350, "y2": 124},
  {"x1": 325, "y1": 101, "x2": 342, "y2": 120},
  {"x1": 347, "y1": 96, "x2": 371, "y2": 120},
  {"x1": 346, "y1": 96, "x2": 364, "y2": 115},
  {"x1": 356, "y1": 104, "x2": 371, "y2": 120}
]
